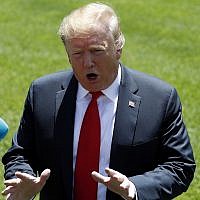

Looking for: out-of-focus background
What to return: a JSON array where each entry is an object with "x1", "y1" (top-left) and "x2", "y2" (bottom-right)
[{"x1": 0, "y1": 0, "x2": 199, "y2": 199}]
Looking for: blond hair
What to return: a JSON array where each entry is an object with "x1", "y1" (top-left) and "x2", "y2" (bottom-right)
[{"x1": 58, "y1": 2, "x2": 125, "y2": 49}]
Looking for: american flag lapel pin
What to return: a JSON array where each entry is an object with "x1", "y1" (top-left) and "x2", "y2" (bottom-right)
[{"x1": 128, "y1": 100, "x2": 136, "y2": 108}]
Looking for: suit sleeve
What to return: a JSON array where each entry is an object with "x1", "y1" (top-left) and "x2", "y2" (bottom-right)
[
  {"x1": 2, "y1": 83, "x2": 37, "y2": 179},
  {"x1": 130, "y1": 88, "x2": 196, "y2": 200}
]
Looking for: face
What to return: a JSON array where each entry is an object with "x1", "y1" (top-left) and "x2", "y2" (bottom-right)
[{"x1": 65, "y1": 30, "x2": 121, "y2": 92}]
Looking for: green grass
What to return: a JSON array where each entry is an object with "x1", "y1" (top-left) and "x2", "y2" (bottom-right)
[{"x1": 0, "y1": 0, "x2": 199, "y2": 199}]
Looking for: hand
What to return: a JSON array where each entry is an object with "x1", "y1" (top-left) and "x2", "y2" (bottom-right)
[
  {"x1": 92, "y1": 167, "x2": 136, "y2": 200},
  {"x1": 2, "y1": 169, "x2": 51, "y2": 200}
]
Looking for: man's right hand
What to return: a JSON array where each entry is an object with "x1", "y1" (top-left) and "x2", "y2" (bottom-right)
[{"x1": 2, "y1": 169, "x2": 51, "y2": 200}]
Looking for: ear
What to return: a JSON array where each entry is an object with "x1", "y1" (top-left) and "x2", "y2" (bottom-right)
[{"x1": 116, "y1": 48, "x2": 122, "y2": 59}]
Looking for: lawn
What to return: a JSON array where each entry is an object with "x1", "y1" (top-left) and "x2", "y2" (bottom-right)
[{"x1": 0, "y1": 0, "x2": 199, "y2": 199}]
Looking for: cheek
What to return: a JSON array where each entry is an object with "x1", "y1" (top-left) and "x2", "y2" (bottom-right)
[
  {"x1": 70, "y1": 59, "x2": 83, "y2": 74},
  {"x1": 71, "y1": 64, "x2": 81, "y2": 77},
  {"x1": 69, "y1": 56, "x2": 79, "y2": 65},
  {"x1": 72, "y1": 64, "x2": 87, "y2": 82},
  {"x1": 72, "y1": 68, "x2": 84, "y2": 83}
]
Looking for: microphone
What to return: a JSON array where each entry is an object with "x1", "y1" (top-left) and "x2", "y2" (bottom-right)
[{"x1": 0, "y1": 117, "x2": 9, "y2": 140}]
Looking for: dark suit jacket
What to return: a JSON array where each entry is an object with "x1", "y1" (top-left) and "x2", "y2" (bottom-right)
[{"x1": 2, "y1": 65, "x2": 195, "y2": 200}]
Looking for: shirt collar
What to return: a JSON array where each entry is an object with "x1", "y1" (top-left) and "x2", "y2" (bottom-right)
[{"x1": 77, "y1": 64, "x2": 121, "y2": 102}]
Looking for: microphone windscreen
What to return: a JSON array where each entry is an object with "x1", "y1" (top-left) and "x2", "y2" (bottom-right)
[{"x1": 0, "y1": 118, "x2": 9, "y2": 140}]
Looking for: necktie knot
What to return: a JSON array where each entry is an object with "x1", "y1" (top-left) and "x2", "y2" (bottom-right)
[{"x1": 90, "y1": 91, "x2": 103, "y2": 101}]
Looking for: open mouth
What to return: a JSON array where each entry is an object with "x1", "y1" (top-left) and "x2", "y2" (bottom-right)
[{"x1": 86, "y1": 73, "x2": 98, "y2": 81}]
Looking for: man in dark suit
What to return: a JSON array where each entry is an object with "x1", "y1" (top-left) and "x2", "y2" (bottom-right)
[{"x1": 2, "y1": 2, "x2": 195, "y2": 200}]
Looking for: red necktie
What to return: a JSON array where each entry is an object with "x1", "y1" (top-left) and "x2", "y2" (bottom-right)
[{"x1": 74, "y1": 92, "x2": 102, "y2": 200}]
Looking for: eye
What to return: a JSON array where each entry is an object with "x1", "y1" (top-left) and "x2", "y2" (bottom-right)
[
  {"x1": 72, "y1": 51, "x2": 82, "y2": 58},
  {"x1": 93, "y1": 49, "x2": 104, "y2": 55},
  {"x1": 72, "y1": 52, "x2": 81, "y2": 55}
]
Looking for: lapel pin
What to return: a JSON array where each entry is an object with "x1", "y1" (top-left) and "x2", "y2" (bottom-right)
[{"x1": 128, "y1": 100, "x2": 136, "y2": 108}]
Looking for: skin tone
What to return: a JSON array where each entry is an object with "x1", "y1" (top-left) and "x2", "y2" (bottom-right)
[
  {"x1": 92, "y1": 168, "x2": 136, "y2": 200},
  {"x1": 65, "y1": 29, "x2": 121, "y2": 92},
  {"x1": 2, "y1": 169, "x2": 50, "y2": 200},
  {"x1": 2, "y1": 29, "x2": 135, "y2": 200}
]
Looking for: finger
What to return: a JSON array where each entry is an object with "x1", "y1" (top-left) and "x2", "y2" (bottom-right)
[
  {"x1": 105, "y1": 168, "x2": 120, "y2": 177},
  {"x1": 105, "y1": 168, "x2": 125, "y2": 183},
  {"x1": 91, "y1": 171, "x2": 110, "y2": 184},
  {"x1": 6, "y1": 193, "x2": 12, "y2": 200},
  {"x1": 2, "y1": 185, "x2": 15, "y2": 196},
  {"x1": 120, "y1": 179, "x2": 130, "y2": 190},
  {"x1": 39, "y1": 169, "x2": 51, "y2": 184},
  {"x1": 4, "y1": 178, "x2": 20, "y2": 186},
  {"x1": 15, "y1": 171, "x2": 35, "y2": 181},
  {"x1": 113, "y1": 174, "x2": 125, "y2": 183},
  {"x1": 6, "y1": 193, "x2": 14, "y2": 200}
]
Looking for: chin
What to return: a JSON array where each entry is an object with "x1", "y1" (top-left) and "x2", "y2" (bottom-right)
[{"x1": 82, "y1": 83, "x2": 100, "y2": 92}]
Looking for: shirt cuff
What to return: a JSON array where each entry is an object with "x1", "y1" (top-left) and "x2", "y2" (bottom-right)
[{"x1": 131, "y1": 181, "x2": 138, "y2": 200}]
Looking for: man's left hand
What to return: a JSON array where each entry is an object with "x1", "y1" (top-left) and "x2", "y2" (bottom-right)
[{"x1": 92, "y1": 167, "x2": 136, "y2": 200}]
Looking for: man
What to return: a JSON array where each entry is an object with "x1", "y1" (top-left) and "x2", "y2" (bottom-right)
[{"x1": 2, "y1": 2, "x2": 195, "y2": 200}]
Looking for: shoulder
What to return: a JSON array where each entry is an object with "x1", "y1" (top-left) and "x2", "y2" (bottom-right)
[
  {"x1": 27, "y1": 69, "x2": 75, "y2": 96},
  {"x1": 122, "y1": 65, "x2": 174, "y2": 92},
  {"x1": 32, "y1": 69, "x2": 73, "y2": 86}
]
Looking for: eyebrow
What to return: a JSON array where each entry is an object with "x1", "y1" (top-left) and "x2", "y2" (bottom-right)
[{"x1": 89, "y1": 45, "x2": 106, "y2": 50}]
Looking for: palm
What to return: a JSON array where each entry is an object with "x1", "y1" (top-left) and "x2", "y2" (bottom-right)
[
  {"x1": 2, "y1": 169, "x2": 50, "y2": 200},
  {"x1": 92, "y1": 168, "x2": 135, "y2": 200}
]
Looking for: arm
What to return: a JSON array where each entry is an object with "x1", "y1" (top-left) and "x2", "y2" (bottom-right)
[
  {"x1": 130, "y1": 88, "x2": 195, "y2": 199},
  {"x1": 2, "y1": 83, "x2": 51, "y2": 199},
  {"x1": 93, "y1": 88, "x2": 195, "y2": 200},
  {"x1": 2, "y1": 83, "x2": 36, "y2": 179}
]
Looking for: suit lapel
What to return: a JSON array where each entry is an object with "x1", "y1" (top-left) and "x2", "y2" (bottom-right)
[
  {"x1": 109, "y1": 66, "x2": 141, "y2": 167},
  {"x1": 54, "y1": 74, "x2": 78, "y2": 199},
  {"x1": 55, "y1": 71, "x2": 74, "y2": 120}
]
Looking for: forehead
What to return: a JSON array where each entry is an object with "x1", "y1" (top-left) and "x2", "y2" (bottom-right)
[{"x1": 66, "y1": 31, "x2": 114, "y2": 49}]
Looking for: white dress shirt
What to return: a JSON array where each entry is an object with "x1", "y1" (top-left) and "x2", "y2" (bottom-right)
[{"x1": 73, "y1": 66, "x2": 121, "y2": 200}]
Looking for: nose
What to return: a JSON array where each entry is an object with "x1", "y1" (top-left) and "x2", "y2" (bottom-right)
[{"x1": 83, "y1": 52, "x2": 94, "y2": 68}]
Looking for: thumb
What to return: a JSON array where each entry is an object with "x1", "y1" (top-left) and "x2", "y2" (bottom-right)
[
  {"x1": 91, "y1": 171, "x2": 110, "y2": 184},
  {"x1": 39, "y1": 169, "x2": 51, "y2": 184}
]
